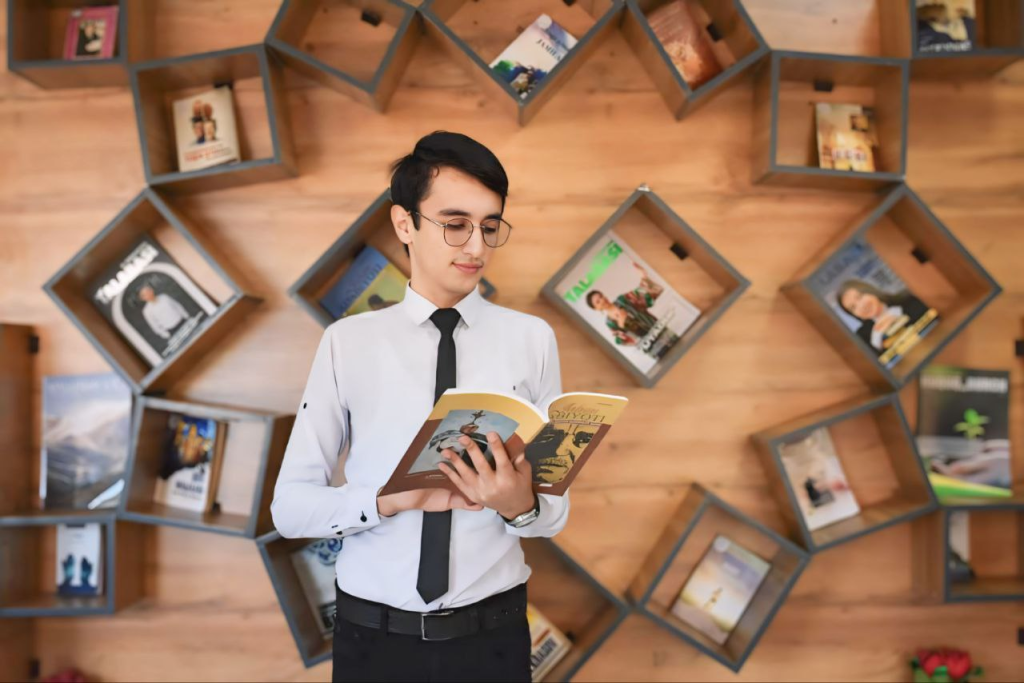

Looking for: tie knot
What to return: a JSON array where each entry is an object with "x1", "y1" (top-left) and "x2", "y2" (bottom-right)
[{"x1": 430, "y1": 308, "x2": 461, "y2": 336}]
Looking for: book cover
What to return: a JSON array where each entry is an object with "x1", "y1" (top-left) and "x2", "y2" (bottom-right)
[
  {"x1": 490, "y1": 14, "x2": 578, "y2": 99},
  {"x1": 670, "y1": 535, "x2": 771, "y2": 645},
  {"x1": 556, "y1": 229, "x2": 701, "y2": 376},
  {"x1": 812, "y1": 240, "x2": 939, "y2": 369},
  {"x1": 646, "y1": 0, "x2": 723, "y2": 89},
  {"x1": 917, "y1": 365, "x2": 1011, "y2": 500},
  {"x1": 815, "y1": 103, "x2": 878, "y2": 173},
  {"x1": 153, "y1": 414, "x2": 225, "y2": 513},
  {"x1": 290, "y1": 538, "x2": 343, "y2": 637},
  {"x1": 917, "y1": 0, "x2": 976, "y2": 53},
  {"x1": 319, "y1": 245, "x2": 407, "y2": 320},
  {"x1": 63, "y1": 6, "x2": 119, "y2": 60},
  {"x1": 89, "y1": 235, "x2": 219, "y2": 368},
  {"x1": 56, "y1": 523, "x2": 103, "y2": 597},
  {"x1": 778, "y1": 427, "x2": 861, "y2": 532},
  {"x1": 172, "y1": 86, "x2": 241, "y2": 173},
  {"x1": 947, "y1": 510, "x2": 974, "y2": 583},
  {"x1": 41, "y1": 373, "x2": 132, "y2": 511},
  {"x1": 527, "y1": 603, "x2": 571, "y2": 682},
  {"x1": 380, "y1": 389, "x2": 628, "y2": 497}
]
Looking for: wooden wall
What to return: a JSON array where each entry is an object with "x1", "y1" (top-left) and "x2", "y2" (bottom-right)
[{"x1": 2, "y1": 0, "x2": 1022, "y2": 680}]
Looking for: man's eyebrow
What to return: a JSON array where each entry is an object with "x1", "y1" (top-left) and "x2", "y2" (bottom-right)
[{"x1": 437, "y1": 207, "x2": 503, "y2": 220}]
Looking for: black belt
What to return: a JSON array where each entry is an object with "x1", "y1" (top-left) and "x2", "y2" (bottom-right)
[{"x1": 335, "y1": 582, "x2": 526, "y2": 641}]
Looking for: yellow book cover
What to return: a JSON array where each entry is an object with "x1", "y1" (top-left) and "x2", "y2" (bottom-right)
[
  {"x1": 815, "y1": 103, "x2": 878, "y2": 173},
  {"x1": 527, "y1": 603, "x2": 571, "y2": 681}
]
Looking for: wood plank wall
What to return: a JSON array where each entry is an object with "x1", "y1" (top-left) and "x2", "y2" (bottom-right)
[{"x1": 1, "y1": 0, "x2": 1021, "y2": 680}]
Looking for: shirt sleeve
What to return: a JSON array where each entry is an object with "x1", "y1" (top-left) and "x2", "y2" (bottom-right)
[
  {"x1": 143, "y1": 303, "x2": 170, "y2": 339},
  {"x1": 271, "y1": 328, "x2": 382, "y2": 540},
  {"x1": 506, "y1": 322, "x2": 569, "y2": 539}
]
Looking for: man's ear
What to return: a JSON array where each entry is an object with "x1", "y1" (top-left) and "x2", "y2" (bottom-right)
[{"x1": 392, "y1": 204, "x2": 413, "y2": 247}]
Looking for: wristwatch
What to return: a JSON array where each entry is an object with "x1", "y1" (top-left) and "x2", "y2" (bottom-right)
[{"x1": 501, "y1": 494, "x2": 540, "y2": 528}]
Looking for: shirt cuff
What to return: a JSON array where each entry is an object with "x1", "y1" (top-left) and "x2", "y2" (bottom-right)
[
  {"x1": 503, "y1": 493, "x2": 568, "y2": 539},
  {"x1": 330, "y1": 484, "x2": 382, "y2": 538}
]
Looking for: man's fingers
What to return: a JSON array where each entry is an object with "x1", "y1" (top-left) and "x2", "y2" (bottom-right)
[
  {"x1": 461, "y1": 437, "x2": 494, "y2": 482},
  {"x1": 489, "y1": 432, "x2": 514, "y2": 474},
  {"x1": 449, "y1": 493, "x2": 484, "y2": 511},
  {"x1": 513, "y1": 453, "x2": 532, "y2": 478},
  {"x1": 441, "y1": 447, "x2": 478, "y2": 486},
  {"x1": 438, "y1": 459, "x2": 476, "y2": 502}
]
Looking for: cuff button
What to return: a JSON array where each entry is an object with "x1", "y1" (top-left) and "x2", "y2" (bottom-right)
[{"x1": 360, "y1": 512, "x2": 367, "y2": 523}]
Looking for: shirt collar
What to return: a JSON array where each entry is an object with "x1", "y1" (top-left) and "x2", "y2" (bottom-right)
[{"x1": 400, "y1": 281, "x2": 484, "y2": 328}]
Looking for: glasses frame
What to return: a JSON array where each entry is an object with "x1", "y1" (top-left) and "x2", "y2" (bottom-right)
[{"x1": 410, "y1": 211, "x2": 513, "y2": 248}]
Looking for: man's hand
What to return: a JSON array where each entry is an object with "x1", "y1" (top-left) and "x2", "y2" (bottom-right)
[
  {"x1": 438, "y1": 432, "x2": 536, "y2": 520},
  {"x1": 377, "y1": 488, "x2": 483, "y2": 518}
]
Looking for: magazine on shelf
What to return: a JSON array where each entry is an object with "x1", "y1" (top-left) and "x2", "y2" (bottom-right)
[
  {"x1": 63, "y1": 5, "x2": 119, "y2": 60},
  {"x1": 172, "y1": 85, "x2": 241, "y2": 173},
  {"x1": 153, "y1": 414, "x2": 226, "y2": 513},
  {"x1": 916, "y1": 0, "x2": 976, "y2": 53},
  {"x1": 56, "y1": 523, "x2": 103, "y2": 597},
  {"x1": 815, "y1": 103, "x2": 878, "y2": 173},
  {"x1": 527, "y1": 603, "x2": 571, "y2": 681},
  {"x1": 646, "y1": 0, "x2": 723, "y2": 89},
  {"x1": 290, "y1": 538, "x2": 343, "y2": 637},
  {"x1": 490, "y1": 14, "x2": 578, "y2": 99},
  {"x1": 320, "y1": 245, "x2": 407, "y2": 319},
  {"x1": 778, "y1": 427, "x2": 861, "y2": 532}
]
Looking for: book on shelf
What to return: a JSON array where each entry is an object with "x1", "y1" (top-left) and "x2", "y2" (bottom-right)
[
  {"x1": 670, "y1": 535, "x2": 771, "y2": 645},
  {"x1": 556, "y1": 229, "x2": 701, "y2": 376},
  {"x1": 89, "y1": 235, "x2": 219, "y2": 369},
  {"x1": 646, "y1": 0, "x2": 724, "y2": 90},
  {"x1": 811, "y1": 240, "x2": 939, "y2": 369},
  {"x1": 290, "y1": 538, "x2": 343, "y2": 637},
  {"x1": 947, "y1": 510, "x2": 975, "y2": 584},
  {"x1": 63, "y1": 5, "x2": 119, "y2": 61},
  {"x1": 153, "y1": 414, "x2": 227, "y2": 513},
  {"x1": 527, "y1": 603, "x2": 571, "y2": 682},
  {"x1": 815, "y1": 103, "x2": 878, "y2": 173},
  {"x1": 41, "y1": 372, "x2": 132, "y2": 511},
  {"x1": 172, "y1": 86, "x2": 241, "y2": 173},
  {"x1": 916, "y1": 0, "x2": 976, "y2": 53},
  {"x1": 56, "y1": 523, "x2": 103, "y2": 597},
  {"x1": 490, "y1": 14, "x2": 578, "y2": 100},
  {"x1": 380, "y1": 389, "x2": 628, "y2": 497},
  {"x1": 320, "y1": 245, "x2": 407, "y2": 320},
  {"x1": 778, "y1": 427, "x2": 861, "y2": 532},
  {"x1": 917, "y1": 365, "x2": 1012, "y2": 500}
]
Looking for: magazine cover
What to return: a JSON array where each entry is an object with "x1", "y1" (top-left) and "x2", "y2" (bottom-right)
[
  {"x1": 917, "y1": 0, "x2": 976, "y2": 53},
  {"x1": 41, "y1": 372, "x2": 132, "y2": 511},
  {"x1": 812, "y1": 240, "x2": 939, "y2": 369},
  {"x1": 291, "y1": 538, "x2": 343, "y2": 636},
  {"x1": 63, "y1": 6, "x2": 119, "y2": 60},
  {"x1": 56, "y1": 523, "x2": 103, "y2": 597},
  {"x1": 917, "y1": 365, "x2": 1011, "y2": 500},
  {"x1": 490, "y1": 14, "x2": 578, "y2": 99},
  {"x1": 527, "y1": 603, "x2": 571, "y2": 682},
  {"x1": 90, "y1": 235, "x2": 219, "y2": 368},
  {"x1": 778, "y1": 427, "x2": 861, "y2": 532},
  {"x1": 646, "y1": 0, "x2": 722, "y2": 89},
  {"x1": 815, "y1": 103, "x2": 878, "y2": 173},
  {"x1": 947, "y1": 510, "x2": 974, "y2": 583},
  {"x1": 380, "y1": 389, "x2": 628, "y2": 497},
  {"x1": 557, "y1": 229, "x2": 701, "y2": 375},
  {"x1": 153, "y1": 414, "x2": 224, "y2": 513},
  {"x1": 319, "y1": 245, "x2": 407, "y2": 320},
  {"x1": 172, "y1": 86, "x2": 241, "y2": 173},
  {"x1": 670, "y1": 535, "x2": 771, "y2": 645}
]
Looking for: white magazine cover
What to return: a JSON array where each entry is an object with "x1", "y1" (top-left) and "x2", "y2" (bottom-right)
[
  {"x1": 291, "y1": 539, "x2": 343, "y2": 637},
  {"x1": 556, "y1": 229, "x2": 701, "y2": 375},
  {"x1": 173, "y1": 85, "x2": 240, "y2": 173},
  {"x1": 56, "y1": 523, "x2": 103, "y2": 596},
  {"x1": 779, "y1": 428, "x2": 861, "y2": 532}
]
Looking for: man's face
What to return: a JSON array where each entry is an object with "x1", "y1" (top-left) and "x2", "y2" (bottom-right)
[
  {"x1": 192, "y1": 121, "x2": 204, "y2": 141},
  {"x1": 398, "y1": 166, "x2": 499, "y2": 301},
  {"x1": 203, "y1": 120, "x2": 216, "y2": 140},
  {"x1": 139, "y1": 286, "x2": 155, "y2": 303}
]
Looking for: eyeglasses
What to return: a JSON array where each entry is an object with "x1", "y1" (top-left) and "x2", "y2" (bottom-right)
[{"x1": 411, "y1": 211, "x2": 513, "y2": 248}]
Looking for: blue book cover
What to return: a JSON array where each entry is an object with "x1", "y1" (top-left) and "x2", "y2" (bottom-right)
[{"x1": 319, "y1": 246, "x2": 407, "y2": 320}]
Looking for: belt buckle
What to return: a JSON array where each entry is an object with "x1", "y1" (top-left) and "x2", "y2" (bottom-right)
[{"x1": 420, "y1": 609, "x2": 455, "y2": 641}]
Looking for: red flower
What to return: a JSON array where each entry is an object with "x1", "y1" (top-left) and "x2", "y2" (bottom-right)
[
  {"x1": 943, "y1": 649, "x2": 972, "y2": 680},
  {"x1": 918, "y1": 650, "x2": 943, "y2": 676}
]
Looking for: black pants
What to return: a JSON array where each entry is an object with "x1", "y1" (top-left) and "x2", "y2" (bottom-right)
[{"x1": 332, "y1": 585, "x2": 531, "y2": 683}]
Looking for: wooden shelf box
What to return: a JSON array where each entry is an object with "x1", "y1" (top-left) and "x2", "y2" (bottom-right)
[
  {"x1": 752, "y1": 393, "x2": 938, "y2": 553},
  {"x1": 288, "y1": 190, "x2": 496, "y2": 328},
  {"x1": 43, "y1": 189, "x2": 262, "y2": 395},
  {"x1": 914, "y1": 499, "x2": 1024, "y2": 603},
  {"x1": 752, "y1": 51, "x2": 908, "y2": 190},
  {"x1": 781, "y1": 184, "x2": 1001, "y2": 391},
  {"x1": 911, "y1": 0, "x2": 1023, "y2": 79},
  {"x1": 267, "y1": 0, "x2": 421, "y2": 111},
  {"x1": 120, "y1": 397, "x2": 294, "y2": 538},
  {"x1": 540, "y1": 185, "x2": 749, "y2": 388},
  {"x1": 419, "y1": 0, "x2": 624, "y2": 126},
  {"x1": 129, "y1": 44, "x2": 296, "y2": 193},
  {"x1": 0, "y1": 325, "x2": 37, "y2": 518},
  {"x1": 0, "y1": 510, "x2": 144, "y2": 618},
  {"x1": 628, "y1": 484, "x2": 808, "y2": 672},
  {"x1": 7, "y1": 0, "x2": 129, "y2": 88},
  {"x1": 621, "y1": 0, "x2": 768, "y2": 119}
]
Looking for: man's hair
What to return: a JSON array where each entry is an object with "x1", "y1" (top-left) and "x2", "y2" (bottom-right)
[
  {"x1": 390, "y1": 131, "x2": 508, "y2": 256},
  {"x1": 586, "y1": 290, "x2": 605, "y2": 309}
]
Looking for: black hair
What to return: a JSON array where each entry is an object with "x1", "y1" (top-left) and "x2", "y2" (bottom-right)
[
  {"x1": 835, "y1": 279, "x2": 904, "y2": 321},
  {"x1": 585, "y1": 290, "x2": 606, "y2": 309},
  {"x1": 389, "y1": 131, "x2": 508, "y2": 256}
]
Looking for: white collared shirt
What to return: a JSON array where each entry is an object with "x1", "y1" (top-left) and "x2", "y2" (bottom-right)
[
  {"x1": 271, "y1": 282, "x2": 569, "y2": 612},
  {"x1": 142, "y1": 293, "x2": 189, "y2": 339}
]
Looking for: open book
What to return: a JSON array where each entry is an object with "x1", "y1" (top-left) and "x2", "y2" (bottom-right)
[{"x1": 379, "y1": 389, "x2": 628, "y2": 497}]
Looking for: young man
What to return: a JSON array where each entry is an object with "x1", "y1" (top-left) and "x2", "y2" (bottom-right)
[{"x1": 271, "y1": 131, "x2": 568, "y2": 682}]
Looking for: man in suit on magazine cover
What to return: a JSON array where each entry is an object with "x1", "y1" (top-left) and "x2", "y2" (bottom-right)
[{"x1": 272, "y1": 131, "x2": 569, "y2": 682}]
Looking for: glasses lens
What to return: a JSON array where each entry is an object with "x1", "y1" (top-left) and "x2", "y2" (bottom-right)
[
  {"x1": 480, "y1": 218, "x2": 512, "y2": 247},
  {"x1": 443, "y1": 217, "x2": 473, "y2": 246}
]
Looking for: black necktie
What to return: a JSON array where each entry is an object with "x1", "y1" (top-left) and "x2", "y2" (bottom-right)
[{"x1": 416, "y1": 307, "x2": 461, "y2": 604}]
